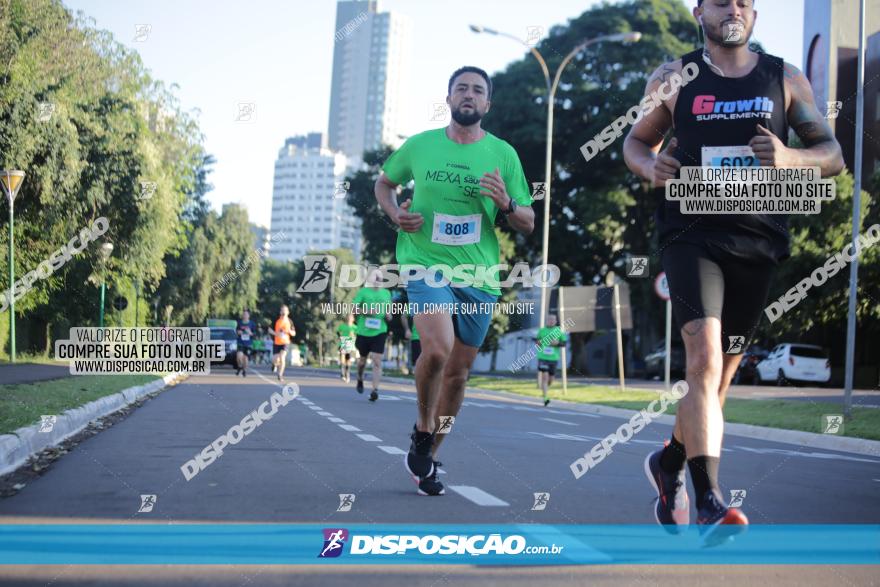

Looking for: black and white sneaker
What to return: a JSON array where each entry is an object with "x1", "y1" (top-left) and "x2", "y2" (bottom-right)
[
  {"x1": 369, "y1": 390, "x2": 379, "y2": 402},
  {"x1": 417, "y1": 463, "x2": 445, "y2": 496},
  {"x1": 405, "y1": 425, "x2": 435, "y2": 480}
]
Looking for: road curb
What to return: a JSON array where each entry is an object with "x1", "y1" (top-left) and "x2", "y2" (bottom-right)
[
  {"x1": 382, "y1": 376, "x2": 880, "y2": 458},
  {"x1": 0, "y1": 372, "x2": 189, "y2": 477}
]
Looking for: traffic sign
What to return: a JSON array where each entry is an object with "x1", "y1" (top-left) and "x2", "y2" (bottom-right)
[{"x1": 654, "y1": 272, "x2": 670, "y2": 301}]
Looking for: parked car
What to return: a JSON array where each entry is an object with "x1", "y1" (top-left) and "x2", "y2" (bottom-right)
[
  {"x1": 756, "y1": 343, "x2": 831, "y2": 386},
  {"x1": 732, "y1": 346, "x2": 770, "y2": 385},
  {"x1": 644, "y1": 340, "x2": 685, "y2": 380},
  {"x1": 209, "y1": 326, "x2": 238, "y2": 367}
]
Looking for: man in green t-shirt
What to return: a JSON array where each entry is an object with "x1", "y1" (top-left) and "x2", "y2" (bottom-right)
[
  {"x1": 375, "y1": 66, "x2": 535, "y2": 496},
  {"x1": 353, "y1": 269, "x2": 392, "y2": 402},
  {"x1": 337, "y1": 314, "x2": 357, "y2": 382},
  {"x1": 535, "y1": 314, "x2": 567, "y2": 407}
]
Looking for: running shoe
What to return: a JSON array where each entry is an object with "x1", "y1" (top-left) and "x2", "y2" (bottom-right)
[
  {"x1": 242, "y1": 368, "x2": 247, "y2": 377},
  {"x1": 356, "y1": 379, "x2": 364, "y2": 394},
  {"x1": 417, "y1": 462, "x2": 445, "y2": 496},
  {"x1": 405, "y1": 425, "x2": 435, "y2": 479},
  {"x1": 543, "y1": 398, "x2": 551, "y2": 407},
  {"x1": 644, "y1": 447, "x2": 690, "y2": 532},
  {"x1": 369, "y1": 389, "x2": 379, "y2": 402},
  {"x1": 697, "y1": 490, "x2": 749, "y2": 547},
  {"x1": 235, "y1": 368, "x2": 241, "y2": 376}
]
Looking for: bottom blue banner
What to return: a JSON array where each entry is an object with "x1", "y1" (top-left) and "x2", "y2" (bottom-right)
[{"x1": 0, "y1": 524, "x2": 877, "y2": 565}]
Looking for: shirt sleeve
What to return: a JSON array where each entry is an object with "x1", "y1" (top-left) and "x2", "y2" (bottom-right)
[
  {"x1": 504, "y1": 146, "x2": 532, "y2": 206},
  {"x1": 382, "y1": 138, "x2": 414, "y2": 185}
]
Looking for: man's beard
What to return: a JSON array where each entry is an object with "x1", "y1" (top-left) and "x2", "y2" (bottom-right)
[
  {"x1": 451, "y1": 104, "x2": 483, "y2": 126},
  {"x1": 705, "y1": 20, "x2": 753, "y2": 47}
]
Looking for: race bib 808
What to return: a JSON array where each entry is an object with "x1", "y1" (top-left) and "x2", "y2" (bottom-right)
[{"x1": 432, "y1": 213, "x2": 481, "y2": 246}]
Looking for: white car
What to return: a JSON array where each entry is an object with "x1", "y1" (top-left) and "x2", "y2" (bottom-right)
[{"x1": 756, "y1": 344, "x2": 831, "y2": 386}]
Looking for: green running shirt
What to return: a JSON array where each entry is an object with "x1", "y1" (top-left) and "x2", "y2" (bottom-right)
[{"x1": 382, "y1": 128, "x2": 532, "y2": 295}]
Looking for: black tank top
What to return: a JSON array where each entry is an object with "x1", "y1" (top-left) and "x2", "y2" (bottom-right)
[{"x1": 657, "y1": 49, "x2": 789, "y2": 263}]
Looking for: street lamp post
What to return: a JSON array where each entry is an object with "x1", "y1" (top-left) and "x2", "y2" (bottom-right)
[
  {"x1": 1, "y1": 170, "x2": 25, "y2": 363},
  {"x1": 468, "y1": 27, "x2": 641, "y2": 330},
  {"x1": 98, "y1": 242, "x2": 114, "y2": 327}
]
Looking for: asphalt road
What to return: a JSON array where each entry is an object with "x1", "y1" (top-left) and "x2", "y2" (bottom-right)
[{"x1": 1, "y1": 365, "x2": 878, "y2": 585}]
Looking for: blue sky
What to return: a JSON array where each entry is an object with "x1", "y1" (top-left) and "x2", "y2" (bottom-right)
[{"x1": 64, "y1": 0, "x2": 805, "y2": 227}]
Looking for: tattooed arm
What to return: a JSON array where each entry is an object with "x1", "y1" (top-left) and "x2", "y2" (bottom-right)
[{"x1": 753, "y1": 63, "x2": 844, "y2": 177}]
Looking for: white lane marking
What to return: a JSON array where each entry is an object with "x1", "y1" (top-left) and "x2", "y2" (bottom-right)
[
  {"x1": 874, "y1": 479, "x2": 880, "y2": 483},
  {"x1": 528, "y1": 431, "x2": 657, "y2": 446},
  {"x1": 357, "y1": 434, "x2": 382, "y2": 442},
  {"x1": 339, "y1": 424, "x2": 362, "y2": 432},
  {"x1": 328, "y1": 417, "x2": 346, "y2": 423},
  {"x1": 449, "y1": 486, "x2": 509, "y2": 507},
  {"x1": 376, "y1": 395, "x2": 401, "y2": 401},
  {"x1": 541, "y1": 417, "x2": 578, "y2": 426},
  {"x1": 378, "y1": 446, "x2": 407, "y2": 455},
  {"x1": 317, "y1": 411, "x2": 333, "y2": 416},
  {"x1": 308, "y1": 406, "x2": 322, "y2": 411},
  {"x1": 733, "y1": 445, "x2": 880, "y2": 464}
]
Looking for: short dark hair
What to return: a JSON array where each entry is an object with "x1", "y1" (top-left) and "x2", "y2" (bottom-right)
[{"x1": 448, "y1": 66, "x2": 493, "y2": 99}]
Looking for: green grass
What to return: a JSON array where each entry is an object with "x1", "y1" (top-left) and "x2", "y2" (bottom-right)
[
  {"x1": 467, "y1": 376, "x2": 880, "y2": 441},
  {"x1": 0, "y1": 374, "x2": 160, "y2": 434}
]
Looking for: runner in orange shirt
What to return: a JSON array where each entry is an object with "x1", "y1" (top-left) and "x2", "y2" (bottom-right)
[{"x1": 269, "y1": 305, "x2": 295, "y2": 382}]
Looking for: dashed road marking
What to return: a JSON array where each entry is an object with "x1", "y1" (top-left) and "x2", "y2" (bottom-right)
[
  {"x1": 328, "y1": 417, "x2": 345, "y2": 423},
  {"x1": 339, "y1": 424, "x2": 362, "y2": 432},
  {"x1": 378, "y1": 446, "x2": 407, "y2": 455},
  {"x1": 317, "y1": 411, "x2": 333, "y2": 416},
  {"x1": 357, "y1": 434, "x2": 382, "y2": 442},
  {"x1": 541, "y1": 417, "x2": 578, "y2": 426},
  {"x1": 449, "y1": 485, "x2": 509, "y2": 507}
]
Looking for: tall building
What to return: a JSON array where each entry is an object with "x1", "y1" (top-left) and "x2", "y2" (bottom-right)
[
  {"x1": 804, "y1": 0, "x2": 880, "y2": 182},
  {"x1": 328, "y1": 0, "x2": 411, "y2": 163},
  {"x1": 269, "y1": 134, "x2": 361, "y2": 262}
]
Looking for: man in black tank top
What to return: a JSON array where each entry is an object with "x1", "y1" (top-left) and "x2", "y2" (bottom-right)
[{"x1": 623, "y1": 0, "x2": 843, "y2": 543}]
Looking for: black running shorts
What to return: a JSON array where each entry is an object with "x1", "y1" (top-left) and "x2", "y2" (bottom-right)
[
  {"x1": 661, "y1": 242, "x2": 775, "y2": 354},
  {"x1": 538, "y1": 360, "x2": 557, "y2": 376},
  {"x1": 355, "y1": 333, "x2": 387, "y2": 356}
]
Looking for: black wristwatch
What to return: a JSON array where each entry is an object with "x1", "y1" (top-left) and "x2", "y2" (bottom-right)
[{"x1": 501, "y1": 197, "x2": 517, "y2": 216}]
